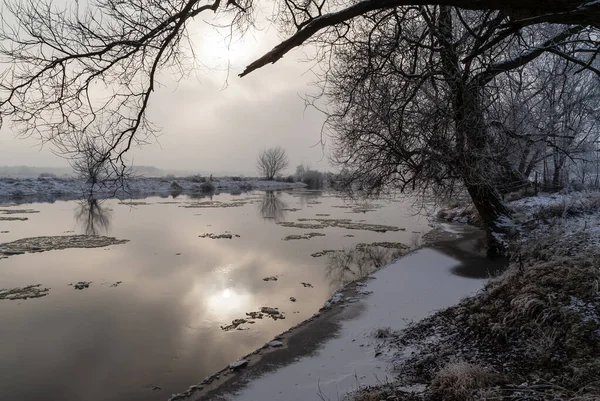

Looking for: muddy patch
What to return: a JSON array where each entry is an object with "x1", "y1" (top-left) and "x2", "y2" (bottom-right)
[
  {"x1": 198, "y1": 233, "x2": 241, "y2": 239},
  {"x1": 356, "y1": 242, "x2": 411, "y2": 250},
  {"x1": 0, "y1": 209, "x2": 40, "y2": 214},
  {"x1": 221, "y1": 307, "x2": 286, "y2": 331},
  {"x1": 0, "y1": 284, "x2": 50, "y2": 300},
  {"x1": 311, "y1": 250, "x2": 338, "y2": 258},
  {"x1": 278, "y1": 218, "x2": 401, "y2": 233},
  {"x1": 282, "y1": 232, "x2": 326, "y2": 241},
  {"x1": 70, "y1": 281, "x2": 92, "y2": 290},
  {"x1": 181, "y1": 201, "x2": 247, "y2": 209},
  {"x1": 0, "y1": 216, "x2": 28, "y2": 221},
  {"x1": 0, "y1": 235, "x2": 129, "y2": 259}
]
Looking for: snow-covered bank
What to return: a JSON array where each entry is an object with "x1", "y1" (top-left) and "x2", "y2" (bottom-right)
[
  {"x1": 0, "y1": 176, "x2": 305, "y2": 203},
  {"x1": 343, "y1": 191, "x2": 600, "y2": 401}
]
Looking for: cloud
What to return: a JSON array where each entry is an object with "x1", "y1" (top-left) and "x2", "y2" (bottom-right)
[{"x1": 0, "y1": 12, "x2": 332, "y2": 175}]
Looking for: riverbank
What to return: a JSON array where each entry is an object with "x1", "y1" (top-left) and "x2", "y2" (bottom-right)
[
  {"x1": 0, "y1": 176, "x2": 305, "y2": 203},
  {"x1": 176, "y1": 190, "x2": 600, "y2": 401},
  {"x1": 346, "y1": 191, "x2": 600, "y2": 401},
  {"x1": 166, "y1": 224, "x2": 498, "y2": 401}
]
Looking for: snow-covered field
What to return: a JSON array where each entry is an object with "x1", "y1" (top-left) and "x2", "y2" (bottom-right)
[{"x1": 0, "y1": 176, "x2": 305, "y2": 201}]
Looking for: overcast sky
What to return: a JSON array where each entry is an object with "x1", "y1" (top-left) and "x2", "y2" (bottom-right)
[{"x1": 0, "y1": 10, "x2": 331, "y2": 176}]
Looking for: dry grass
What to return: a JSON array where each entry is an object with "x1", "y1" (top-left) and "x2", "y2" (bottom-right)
[
  {"x1": 346, "y1": 209, "x2": 600, "y2": 401},
  {"x1": 374, "y1": 327, "x2": 394, "y2": 338},
  {"x1": 429, "y1": 363, "x2": 500, "y2": 401},
  {"x1": 346, "y1": 384, "x2": 421, "y2": 401},
  {"x1": 387, "y1": 219, "x2": 600, "y2": 401}
]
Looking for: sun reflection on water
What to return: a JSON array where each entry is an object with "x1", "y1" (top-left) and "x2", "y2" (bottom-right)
[{"x1": 204, "y1": 285, "x2": 252, "y2": 320}]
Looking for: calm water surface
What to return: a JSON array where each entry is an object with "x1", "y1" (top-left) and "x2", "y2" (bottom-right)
[{"x1": 0, "y1": 189, "x2": 431, "y2": 401}]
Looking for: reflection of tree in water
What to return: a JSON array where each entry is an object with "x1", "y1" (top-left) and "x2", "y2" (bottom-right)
[
  {"x1": 325, "y1": 246, "x2": 406, "y2": 288},
  {"x1": 259, "y1": 191, "x2": 287, "y2": 222},
  {"x1": 75, "y1": 198, "x2": 112, "y2": 235},
  {"x1": 294, "y1": 189, "x2": 325, "y2": 207}
]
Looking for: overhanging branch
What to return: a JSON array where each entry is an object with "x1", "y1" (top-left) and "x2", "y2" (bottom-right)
[{"x1": 240, "y1": 0, "x2": 600, "y2": 77}]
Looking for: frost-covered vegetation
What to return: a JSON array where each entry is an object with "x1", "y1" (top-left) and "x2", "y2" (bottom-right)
[
  {"x1": 348, "y1": 192, "x2": 600, "y2": 401},
  {"x1": 0, "y1": 175, "x2": 304, "y2": 202}
]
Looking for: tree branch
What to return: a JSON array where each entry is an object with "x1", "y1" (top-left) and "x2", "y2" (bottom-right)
[{"x1": 240, "y1": 0, "x2": 600, "y2": 77}]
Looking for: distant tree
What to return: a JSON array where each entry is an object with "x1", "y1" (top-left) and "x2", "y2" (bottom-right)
[
  {"x1": 70, "y1": 137, "x2": 131, "y2": 197},
  {"x1": 256, "y1": 147, "x2": 289, "y2": 180},
  {"x1": 71, "y1": 140, "x2": 111, "y2": 187},
  {"x1": 295, "y1": 164, "x2": 309, "y2": 179}
]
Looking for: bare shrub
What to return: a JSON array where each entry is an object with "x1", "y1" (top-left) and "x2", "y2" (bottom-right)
[
  {"x1": 198, "y1": 181, "x2": 215, "y2": 193},
  {"x1": 374, "y1": 327, "x2": 393, "y2": 338},
  {"x1": 187, "y1": 175, "x2": 206, "y2": 183}
]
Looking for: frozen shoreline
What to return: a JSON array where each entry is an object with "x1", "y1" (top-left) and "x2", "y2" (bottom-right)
[
  {"x1": 0, "y1": 176, "x2": 305, "y2": 203},
  {"x1": 173, "y1": 191, "x2": 600, "y2": 401},
  {"x1": 172, "y1": 226, "x2": 491, "y2": 401}
]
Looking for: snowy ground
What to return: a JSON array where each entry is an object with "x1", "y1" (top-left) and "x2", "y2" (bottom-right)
[
  {"x1": 435, "y1": 190, "x2": 600, "y2": 241},
  {"x1": 186, "y1": 247, "x2": 485, "y2": 401},
  {"x1": 0, "y1": 176, "x2": 305, "y2": 202}
]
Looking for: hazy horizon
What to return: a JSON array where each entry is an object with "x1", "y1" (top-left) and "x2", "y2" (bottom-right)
[{"x1": 0, "y1": 9, "x2": 333, "y2": 177}]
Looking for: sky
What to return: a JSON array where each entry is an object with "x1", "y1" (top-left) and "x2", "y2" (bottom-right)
[{"x1": 0, "y1": 8, "x2": 331, "y2": 176}]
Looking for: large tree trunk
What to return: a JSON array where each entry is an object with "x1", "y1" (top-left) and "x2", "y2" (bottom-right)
[
  {"x1": 465, "y1": 181, "x2": 510, "y2": 257},
  {"x1": 438, "y1": 6, "x2": 512, "y2": 256}
]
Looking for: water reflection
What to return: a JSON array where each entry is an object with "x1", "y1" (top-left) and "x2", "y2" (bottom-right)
[
  {"x1": 0, "y1": 191, "x2": 434, "y2": 401},
  {"x1": 258, "y1": 191, "x2": 287, "y2": 222},
  {"x1": 74, "y1": 198, "x2": 112, "y2": 235},
  {"x1": 325, "y1": 246, "x2": 406, "y2": 288},
  {"x1": 433, "y1": 233, "x2": 509, "y2": 279},
  {"x1": 290, "y1": 189, "x2": 325, "y2": 207}
]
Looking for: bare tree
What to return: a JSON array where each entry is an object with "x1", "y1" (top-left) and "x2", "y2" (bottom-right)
[
  {"x1": 241, "y1": 1, "x2": 600, "y2": 77},
  {"x1": 69, "y1": 136, "x2": 133, "y2": 198},
  {"x1": 307, "y1": 6, "x2": 598, "y2": 253},
  {"x1": 0, "y1": 0, "x2": 253, "y2": 177},
  {"x1": 256, "y1": 147, "x2": 289, "y2": 180},
  {"x1": 0, "y1": 0, "x2": 597, "y2": 178},
  {"x1": 488, "y1": 56, "x2": 600, "y2": 189},
  {"x1": 0, "y1": 0, "x2": 599, "y2": 256}
]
